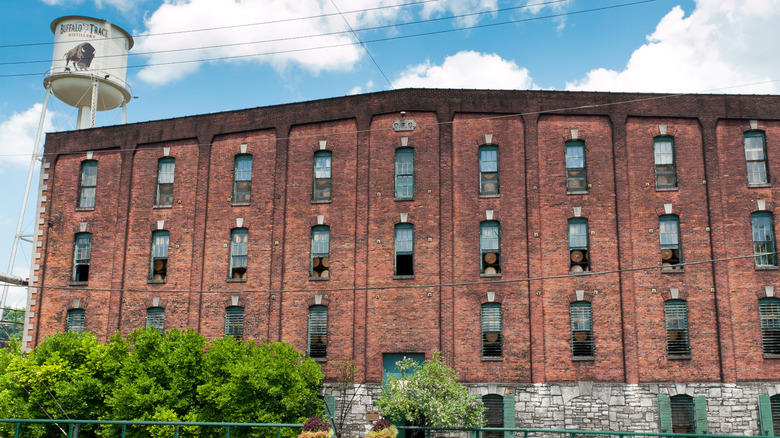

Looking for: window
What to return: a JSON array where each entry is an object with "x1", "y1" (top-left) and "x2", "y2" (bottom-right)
[
  {"x1": 66, "y1": 309, "x2": 85, "y2": 333},
  {"x1": 658, "y1": 394, "x2": 708, "y2": 434},
  {"x1": 568, "y1": 218, "x2": 589, "y2": 273},
  {"x1": 225, "y1": 306, "x2": 245, "y2": 339},
  {"x1": 481, "y1": 303, "x2": 502, "y2": 357},
  {"x1": 759, "y1": 394, "x2": 780, "y2": 436},
  {"x1": 565, "y1": 140, "x2": 587, "y2": 191},
  {"x1": 150, "y1": 230, "x2": 169, "y2": 281},
  {"x1": 146, "y1": 307, "x2": 165, "y2": 333},
  {"x1": 659, "y1": 215, "x2": 682, "y2": 268},
  {"x1": 744, "y1": 131, "x2": 769, "y2": 185},
  {"x1": 311, "y1": 226, "x2": 330, "y2": 278},
  {"x1": 752, "y1": 212, "x2": 777, "y2": 268},
  {"x1": 482, "y1": 394, "x2": 504, "y2": 438},
  {"x1": 759, "y1": 297, "x2": 780, "y2": 355},
  {"x1": 570, "y1": 301, "x2": 594, "y2": 357},
  {"x1": 313, "y1": 151, "x2": 332, "y2": 202},
  {"x1": 308, "y1": 305, "x2": 328, "y2": 358},
  {"x1": 394, "y1": 224, "x2": 414, "y2": 276},
  {"x1": 395, "y1": 148, "x2": 414, "y2": 199},
  {"x1": 230, "y1": 228, "x2": 248, "y2": 279},
  {"x1": 479, "y1": 146, "x2": 499, "y2": 195},
  {"x1": 72, "y1": 233, "x2": 91, "y2": 282},
  {"x1": 233, "y1": 155, "x2": 252, "y2": 204},
  {"x1": 155, "y1": 157, "x2": 175, "y2": 206},
  {"x1": 665, "y1": 300, "x2": 690, "y2": 356},
  {"x1": 654, "y1": 137, "x2": 676, "y2": 189},
  {"x1": 78, "y1": 160, "x2": 97, "y2": 208},
  {"x1": 481, "y1": 221, "x2": 501, "y2": 275}
]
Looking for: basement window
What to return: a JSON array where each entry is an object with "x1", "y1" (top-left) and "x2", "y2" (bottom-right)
[{"x1": 482, "y1": 394, "x2": 504, "y2": 438}]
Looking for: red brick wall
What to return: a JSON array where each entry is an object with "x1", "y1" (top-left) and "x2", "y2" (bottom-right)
[{"x1": 27, "y1": 89, "x2": 780, "y2": 385}]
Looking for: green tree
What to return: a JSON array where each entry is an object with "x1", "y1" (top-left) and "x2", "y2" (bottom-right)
[
  {"x1": 197, "y1": 336, "x2": 324, "y2": 437},
  {"x1": 377, "y1": 351, "x2": 484, "y2": 428}
]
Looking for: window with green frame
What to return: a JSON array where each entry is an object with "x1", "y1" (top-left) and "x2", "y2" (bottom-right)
[
  {"x1": 308, "y1": 305, "x2": 328, "y2": 358},
  {"x1": 311, "y1": 225, "x2": 330, "y2": 278},
  {"x1": 394, "y1": 223, "x2": 414, "y2": 276},
  {"x1": 155, "y1": 157, "x2": 175, "y2": 206},
  {"x1": 78, "y1": 160, "x2": 97, "y2": 208},
  {"x1": 395, "y1": 148, "x2": 414, "y2": 199},
  {"x1": 480, "y1": 221, "x2": 500, "y2": 275},
  {"x1": 568, "y1": 218, "x2": 589, "y2": 273},
  {"x1": 482, "y1": 394, "x2": 504, "y2": 438},
  {"x1": 230, "y1": 228, "x2": 248, "y2": 279},
  {"x1": 225, "y1": 306, "x2": 244, "y2": 339},
  {"x1": 146, "y1": 307, "x2": 165, "y2": 333},
  {"x1": 654, "y1": 136, "x2": 676, "y2": 189},
  {"x1": 570, "y1": 301, "x2": 593, "y2": 357},
  {"x1": 313, "y1": 150, "x2": 332, "y2": 202},
  {"x1": 659, "y1": 215, "x2": 682, "y2": 268},
  {"x1": 751, "y1": 212, "x2": 777, "y2": 268},
  {"x1": 479, "y1": 145, "x2": 499, "y2": 195},
  {"x1": 759, "y1": 297, "x2": 780, "y2": 355},
  {"x1": 481, "y1": 303, "x2": 502, "y2": 357},
  {"x1": 150, "y1": 230, "x2": 169, "y2": 281},
  {"x1": 72, "y1": 232, "x2": 91, "y2": 282},
  {"x1": 233, "y1": 154, "x2": 252, "y2": 204},
  {"x1": 565, "y1": 140, "x2": 587, "y2": 191},
  {"x1": 66, "y1": 308, "x2": 85, "y2": 333},
  {"x1": 665, "y1": 299, "x2": 690, "y2": 356},
  {"x1": 744, "y1": 131, "x2": 769, "y2": 185},
  {"x1": 658, "y1": 394, "x2": 708, "y2": 434}
]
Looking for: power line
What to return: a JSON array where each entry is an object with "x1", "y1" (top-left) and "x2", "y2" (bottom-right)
[
  {"x1": 3, "y1": 250, "x2": 776, "y2": 296},
  {"x1": 330, "y1": 0, "x2": 393, "y2": 88},
  {"x1": 0, "y1": 0, "x2": 654, "y2": 78}
]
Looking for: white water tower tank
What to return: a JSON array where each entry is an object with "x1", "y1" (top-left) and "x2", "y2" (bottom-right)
[{"x1": 44, "y1": 16, "x2": 134, "y2": 129}]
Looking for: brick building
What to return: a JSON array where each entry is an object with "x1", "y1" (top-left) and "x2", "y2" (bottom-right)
[{"x1": 22, "y1": 89, "x2": 780, "y2": 435}]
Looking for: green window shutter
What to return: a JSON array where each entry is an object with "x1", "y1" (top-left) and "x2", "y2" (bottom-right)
[
  {"x1": 324, "y1": 395, "x2": 336, "y2": 426},
  {"x1": 657, "y1": 394, "x2": 672, "y2": 433},
  {"x1": 758, "y1": 394, "x2": 774, "y2": 436},
  {"x1": 694, "y1": 395, "x2": 708, "y2": 434},
  {"x1": 503, "y1": 394, "x2": 515, "y2": 438}
]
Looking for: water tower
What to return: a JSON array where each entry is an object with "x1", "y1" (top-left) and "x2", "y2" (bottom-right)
[
  {"x1": 45, "y1": 16, "x2": 134, "y2": 128},
  {"x1": 1, "y1": 17, "x2": 133, "y2": 329}
]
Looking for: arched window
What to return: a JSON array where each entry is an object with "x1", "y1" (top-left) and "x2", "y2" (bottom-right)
[
  {"x1": 311, "y1": 226, "x2": 330, "y2": 278},
  {"x1": 568, "y1": 218, "x2": 589, "y2": 273},
  {"x1": 66, "y1": 308, "x2": 85, "y2": 333},
  {"x1": 308, "y1": 305, "x2": 328, "y2": 358},
  {"x1": 230, "y1": 228, "x2": 248, "y2": 279},
  {"x1": 225, "y1": 306, "x2": 245, "y2": 339},
  {"x1": 665, "y1": 300, "x2": 690, "y2": 356},
  {"x1": 233, "y1": 154, "x2": 252, "y2": 204},
  {"x1": 759, "y1": 297, "x2": 780, "y2": 355},
  {"x1": 72, "y1": 232, "x2": 92, "y2": 282},
  {"x1": 155, "y1": 157, "x2": 175, "y2": 206},
  {"x1": 394, "y1": 224, "x2": 414, "y2": 276},
  {"x1": 313, "y1": 151, "x2": 332, "y2": 202},
  {"x1": 78, "y1": 160, "x2": 97, "y2": 208},
  {"x1": 481, "y1": 303, "x2": 502, "y2": 357},
  {"x1": 480, "y1": 221, "x2": 500, "y2": 275},
  {"x1": 654, "y1": 136, "x2": 676, "y2": 189},
  {"x1": 570, "y1": 301, "x2": 593, "y2": 357},
  {"x1": 479, "y1": 145, "x2": 499, "y2": 195}
]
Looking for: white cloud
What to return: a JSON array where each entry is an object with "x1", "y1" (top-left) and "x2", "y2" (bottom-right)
[
  {"x1": 392, "y1": 51, "x2": 535, "y2": 90},
  {"x1": 349, "y1": 80, "x2": 375, "y2": 95},
  {"x1": 566, "y1": 0, "x2": 780, "y2": 94},
  {"x1": 420, "y1": 0, "x2": 498, "y2": 27},
  {"x1": 0, "y1": 104, "x2": 55, "y2": 170},
  {"x1": 40, "y1": 0, "x2": 145, "y2": 13}
]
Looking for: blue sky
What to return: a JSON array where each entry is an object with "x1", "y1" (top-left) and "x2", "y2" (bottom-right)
[{"x1": 1, "y1": 0, "x2": 778, "y2": 308}]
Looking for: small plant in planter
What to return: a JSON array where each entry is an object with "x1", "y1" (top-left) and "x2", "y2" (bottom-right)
[
  {"x1": 366, "y1": 418, "x2": 398, "y2": 438},
  {"x1": 299, "y1": 417, "x2": 332, "y2": 438}
]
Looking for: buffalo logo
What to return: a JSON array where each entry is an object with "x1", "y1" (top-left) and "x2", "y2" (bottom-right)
[{"x1": 64, "y1": 43, "x2": 96, "y2": 71}]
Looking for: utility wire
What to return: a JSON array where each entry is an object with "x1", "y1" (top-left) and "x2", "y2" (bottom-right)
[
  {"x1": 330, "y1": 0, "x2": 393, "y2": 88},
  {"x1": 0, "y1": 0, "x2": 654, "y2": 78},
  {"x1": 3, "y1": 250, "x2": 776, "y2": 296}
]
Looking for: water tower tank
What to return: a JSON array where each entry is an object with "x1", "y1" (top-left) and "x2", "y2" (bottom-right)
[{"x1": 44, "y1": 16, "x2": 134, "y2": 129}]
